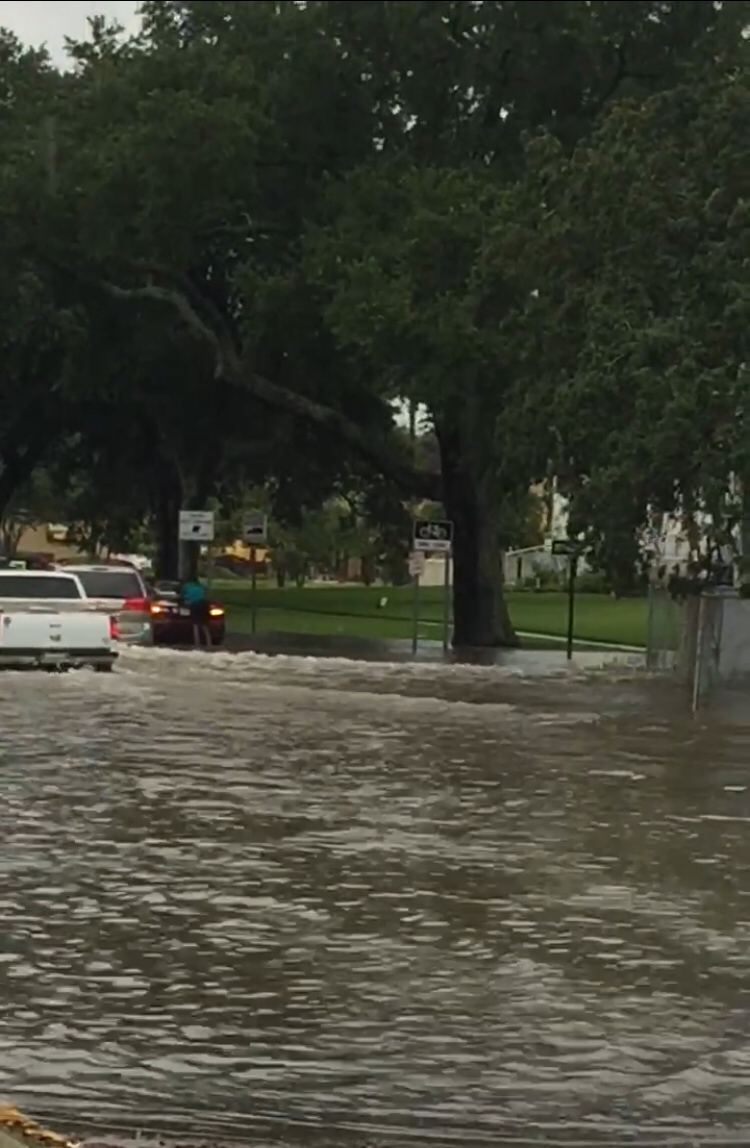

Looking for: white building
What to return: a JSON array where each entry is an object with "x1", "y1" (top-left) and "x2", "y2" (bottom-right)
[{"x1": 501, "y1": 482, "x2": 739, "y2": 588}]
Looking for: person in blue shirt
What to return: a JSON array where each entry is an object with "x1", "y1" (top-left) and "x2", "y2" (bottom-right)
[{"x1": 180, "y1": 578, "x2": 210, "y2": 647}]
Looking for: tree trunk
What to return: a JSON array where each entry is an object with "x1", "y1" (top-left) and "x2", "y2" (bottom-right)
[
  {"x1": 739, "y1": 473, "x2": 750, "y2": 586},
  {"x1": 154, "y1": 469, "x2": 182, "y2": 580},
  {"x1": 179, "y1": 453, "x2": 219, "y2": 582},
  {"x1": 1, "y1": 520, "x2": 25, "y2": 557},
  {"x1": 361, "y1": 555, "x2": 375, "y2": 585},
  {"x1": 439, "y1": 432, "x2": 518, "y2": 649}
]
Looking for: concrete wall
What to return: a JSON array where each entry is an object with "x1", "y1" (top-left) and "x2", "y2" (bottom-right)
[
  {"x1": 674, "y1": 592, "x2": 750, "y2": 688},
  {"x1": 718, "y1": 596, "x2": 750, "y2": 679},
  {"x1": 420, "y1": 556, "x2": 452, "y2": 587}
]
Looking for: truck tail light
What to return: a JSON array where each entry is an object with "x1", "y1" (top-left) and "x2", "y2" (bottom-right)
[{"x1": 122, "y1": 597, "x2": 151, "y2": 613}]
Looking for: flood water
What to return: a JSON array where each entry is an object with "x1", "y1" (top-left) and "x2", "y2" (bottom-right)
[{"x1": 1, "y1": 647, "x2": 750, "y2": 1146}]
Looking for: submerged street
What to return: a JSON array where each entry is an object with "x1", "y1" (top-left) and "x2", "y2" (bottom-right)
[{"x1": 1, "y1": 649, "x2": 750, "y2": 1146}]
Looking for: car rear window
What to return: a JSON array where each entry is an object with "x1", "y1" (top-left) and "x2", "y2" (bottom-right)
[
  {"x1": 75, "y1": 571, "x2": 144, "y2": 599},
  {"x1": 0, "y1": 575, "x2": 82, "y2": 599},
  {"x1": 155, "y1": 582, "x2": 180, "y2": 596}
]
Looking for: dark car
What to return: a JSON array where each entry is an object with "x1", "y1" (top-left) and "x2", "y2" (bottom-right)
[
  {"x1": 0, "y1": 554, "x2": 56, "y2": 570},
  {"x1": 149, "y1": 581, "x2": 226, "y2": 647}
]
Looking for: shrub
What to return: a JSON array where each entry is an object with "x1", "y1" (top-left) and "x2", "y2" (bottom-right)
[
  {"x1": 531, "y1": 565, "x2": 565, "y2": 591},
  {"x1": 575, "y1": 571, "x2": 609, "y2": 594}
]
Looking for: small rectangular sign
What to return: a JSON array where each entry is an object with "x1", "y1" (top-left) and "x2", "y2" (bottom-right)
[
  {"x1": 408, "y1": 551, "x2": 426, "y2": 578},
  {"x1": 178, "y1": 510, "x2": 215, "y2": 542},
  {"x1": 413, "y1": 518, "x2": 453, "y2": 553},
  {"x1": 243, "y1": 511, "x2": 268, "y2": 545},
  {"x1": 551, "y1": 538, "x2": 579, "y2": 557}
]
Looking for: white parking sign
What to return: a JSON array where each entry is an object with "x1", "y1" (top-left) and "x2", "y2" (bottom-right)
[
  {"x1": 413, "y1": 519, "x2": 453, "y2": 553},
  {"x1": 178, "y1": 510, "x2": 215, "y2": 542}
]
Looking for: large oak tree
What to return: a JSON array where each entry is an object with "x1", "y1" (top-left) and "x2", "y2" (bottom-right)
[{"x1": 3, "y1": 1, "x2": 747, "y2": 639}]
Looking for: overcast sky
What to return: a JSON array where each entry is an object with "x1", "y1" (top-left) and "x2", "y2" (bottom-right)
[{"x1": 0, "y1": 1, "x2": 139, "y2": 64}]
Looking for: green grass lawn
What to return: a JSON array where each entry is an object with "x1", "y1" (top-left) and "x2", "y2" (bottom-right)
[{"x1": 211, "y1": 580, "x2": 649, "y2": 648}]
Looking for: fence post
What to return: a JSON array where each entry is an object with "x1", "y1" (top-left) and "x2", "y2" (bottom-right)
[
  {"x1": 646, "y1": 584, "x2": 656, "y2": 669},
  {"x1": 691, "y1": 594, "x2": 706, "y2": 713}
]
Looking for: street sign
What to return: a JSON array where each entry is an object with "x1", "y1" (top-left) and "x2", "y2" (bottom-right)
[
  {"x1": 243, "y1": 510, "x2": 268, "y2": 546},
  {"x1": 408, "y1": 551, "x2": 426, "y2": 578},
  {"x1": 551, "y1": 538, "x2": 581, "y2": 557},
  {"x1": 178, "y1": 509, "x2": 215, "y2": 542},
  {"x1": 413, "y1": 518, "x2": 453, "y2": 553}
]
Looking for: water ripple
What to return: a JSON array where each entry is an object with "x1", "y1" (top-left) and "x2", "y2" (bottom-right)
[{"x1": 0, "y1": 650, "x2": 748, "y2": 1146}]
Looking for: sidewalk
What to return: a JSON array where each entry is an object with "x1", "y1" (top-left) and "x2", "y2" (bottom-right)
[
  {"x1": 223, "y1": 629, "x2": 644, "y2": 669},
  {"x1": 414, "y1": 618, "x2": 644, "y2": 654}
]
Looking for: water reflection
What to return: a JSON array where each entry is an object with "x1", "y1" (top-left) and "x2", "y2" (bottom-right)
[{"x1": 0, "y1": 649, "x2": 749, "y2": 1145}]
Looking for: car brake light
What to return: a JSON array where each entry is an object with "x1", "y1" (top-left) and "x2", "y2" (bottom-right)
[
  {"x1": 209, "y1": 607, "x2": 224, "y2": 617},
  {"x1": 122, "y1": 597, "x2": 151, "y2": 612},
  {"x1": 109, "y1": 615, "x2": 120, "y2": 641}
]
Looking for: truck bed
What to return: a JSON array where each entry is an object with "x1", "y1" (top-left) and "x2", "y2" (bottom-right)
[
  {"x1": 0, "y1": 1107, "x2": 76, "y2": 1148},
  {"x1": 0, "y1": 606, "x2": 117, "y2": 670}
]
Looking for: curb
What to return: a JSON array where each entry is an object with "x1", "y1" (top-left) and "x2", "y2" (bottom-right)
[
  {"x1": 515, "y1": 630, "x2": 644, "y2": 654},
  {"x1": 387, "y1": 618, "x2": 644, "y2": 653},
  {"x1": 223, "y1": 604, "x2": 645, "y2": 655}
]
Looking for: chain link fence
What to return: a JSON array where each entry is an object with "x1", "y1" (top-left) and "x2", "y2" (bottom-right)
[
  {"x1": 646, "y1": 586, "x2": 726, "y2": 710},
  {"x1": 645, "y1": 586, "x2": 684, "y2": 672}
]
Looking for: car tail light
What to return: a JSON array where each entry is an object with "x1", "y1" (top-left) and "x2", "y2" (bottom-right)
[
  {"x1": 209, "y1": 607, "x2": 225, "y2": 617},
  {"x1": 122, "y1": 597, "x2": 151, "y2": 612},
  {"x1": 109, "y1": 615, "x2": 120, "y2": 641}
]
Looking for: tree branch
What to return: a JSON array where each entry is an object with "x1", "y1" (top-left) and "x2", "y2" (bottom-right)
[{"x1": 97, "y1": 273, "x2": 442, "y2": 501}]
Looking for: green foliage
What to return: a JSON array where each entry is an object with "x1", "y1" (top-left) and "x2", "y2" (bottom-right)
[
  {"x1": 0, "y1": 468, "x2": 59, "y2": 555},
  {"x1": 529, "y1": 66, "x2": 750, "y2": 556},
  {"x1": 0, "y1": 1, "x2": 746, "y2": 638},
  {"x1": 520, "y1": 566, "x2": 566, "y2": 593},
  {"x1": 575, "y1": 571, "x2": 610, "y2": 595},
  {"x1": 266, "y1": 485, "x2": 412, "y2": 586}
]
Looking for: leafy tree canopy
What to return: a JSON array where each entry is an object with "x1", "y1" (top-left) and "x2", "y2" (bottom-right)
[{"x1": 0, "y1": 1, "x2": 746, "y2": 637}]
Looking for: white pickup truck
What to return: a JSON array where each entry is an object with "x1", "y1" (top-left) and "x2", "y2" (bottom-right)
[{"x1": 0, "y1": 569, "x2": 118, "y2": 671}]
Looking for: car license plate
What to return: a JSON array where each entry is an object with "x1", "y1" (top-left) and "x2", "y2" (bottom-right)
[{"x1": 179, "y1": 608, "x2": 191, "y2": 616}]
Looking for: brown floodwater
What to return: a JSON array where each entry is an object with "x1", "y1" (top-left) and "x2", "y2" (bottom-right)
[{"x1": 1, "y1": 646, "x2": 749, "y2": 1147}]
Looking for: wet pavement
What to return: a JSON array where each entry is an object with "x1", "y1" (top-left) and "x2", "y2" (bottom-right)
[
  {"x1": 223, "y1": 630, "x2": 641, "y2": 665},
  {"x1": 1, "y1": 646, "x2": 750, "y2": 1146}
]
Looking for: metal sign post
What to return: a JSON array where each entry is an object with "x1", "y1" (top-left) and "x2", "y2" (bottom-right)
[
  {"x1": 251, "y1": 547, "x2": 258, "y2": 635},
  {"x1": 442, "y1": 549, "x2": 451, "y2": 653},
  {"x1": 206, "y1": 541, "x2": 213, "y2": 598},
  {"x1": 242, "y1": 512, "x2": 267, "y2": 636},
  {"x1": 408, "y1": 550, "x2": 425, "y2": 655},
  {"x1": 411, "y1": 521, "x2": 454, "y2": 657},
  {"x1": 551, "y1": 538, "x2": 582, "y2": 660},
  {"x1": 566, "y1": 554, "x2": 578, "y2": 661},
  {"x1": 411, "y1": 569, "x2": 420, "y2": 655}
]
